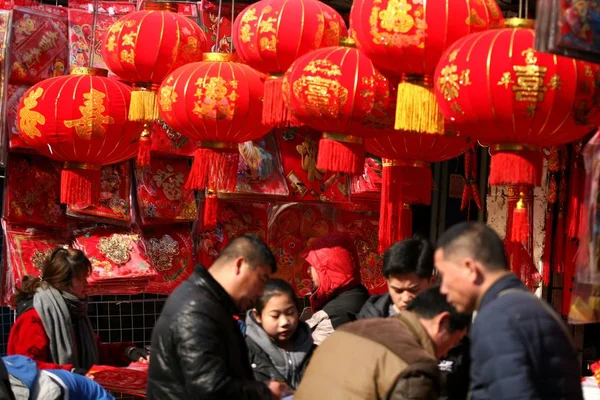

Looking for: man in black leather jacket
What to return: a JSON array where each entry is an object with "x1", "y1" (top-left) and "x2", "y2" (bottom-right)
[{"x1": 147, "y1": 234, "x2": 281, "y2": 400}]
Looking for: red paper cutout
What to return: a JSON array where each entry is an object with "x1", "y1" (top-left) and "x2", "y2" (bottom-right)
[
  {"x1": 267, "y1": 203, "x2": 337, "y2": 296},
  {"x1": 9, "y1": 6, "x2": 69, "y2": 85},
  {"x1": 337, "y1": 210, "x2": 387, "y2": 295},
  {"x1": 68, "y1": 162, "x2": 131, "y2": 224},
  {"x1": 143, "y1": 226, "x2": 194, "y2": 295},
  {"x1": 136, "y1": 157, "x2": 198, "y2": 225},
  {"x1": 4, "y1": 154, "x2": 66, "y2": 228},
  {"x1": 277, "y1": 127, "x2": 349, "y2": 204}
]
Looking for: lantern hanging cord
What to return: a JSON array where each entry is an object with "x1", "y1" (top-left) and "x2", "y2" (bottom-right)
[
  {"x1": 89, "y1": 0, "x2": 99, "y2": 68},
  {"x1": 230, "y1": 0, "x2": 235, "y2": 53},
  {"x1": 215, "y1": 0, "x2": 223, "y2": 53}
]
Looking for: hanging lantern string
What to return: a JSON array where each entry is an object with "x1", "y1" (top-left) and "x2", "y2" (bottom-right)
[
  {"x1": 230, "y1": 0, "x2": 236, "y2": 53},
  {"x1": 89, "y1": 0, "x2": 100, "y2": 68},
  {"x1": 215, "y1": 0, "x2": 223, "y2": 53}
]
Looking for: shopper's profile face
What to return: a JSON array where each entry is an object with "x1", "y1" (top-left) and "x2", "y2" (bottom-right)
[
  {"x1": 387, "y1": 273, "x2": 430, "y2": 311},
  {"x1": 435, "y1": 249, "x2": 477, "y2": 314},
  {"x1": 236, "y1": 260, "x2": 271, "y2": 312}
]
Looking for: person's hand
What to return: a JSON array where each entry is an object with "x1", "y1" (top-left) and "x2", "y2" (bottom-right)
[
  {"x1": 267, "y1": 380, "x2": 288, "y2": 400},
  {"x1": 126, "y1": 346, "x2": 149, "y2": 362},
  {"x1": 137, "y1": 355, "x2": 150, "y2": 364},
  {"x1": 85, "y1": 373, "x2": 95, "y2": 380}
]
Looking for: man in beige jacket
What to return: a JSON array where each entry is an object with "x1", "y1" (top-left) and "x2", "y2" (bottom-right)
[{"x1": 294, "y1": 286, "x2": 470, "y2": 400}]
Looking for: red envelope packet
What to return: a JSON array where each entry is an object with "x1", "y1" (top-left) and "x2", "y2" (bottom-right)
[
  {"x1": 6, "y1": 84, "x2": 33, "y2": 151},
  {"x1": 9, "y1": 6, "x2": 69, "y2": 85},
  {"x1": 68, "y1": 5, "x2": 134, "y2": 71},
  {"x1": 267, "y1": 203, "x2": 338, "y2": 296},
  {"x1": 68, "y1": 162, "x2": 132, "y2": 224},
  {"x1": 149, "y1": 122, "x2": 198, "y2": 158},
  {"x1": 3, "y1": 221, "x2": 69, "y2": 306},
  {"x1": 199, "y1": 0, "x2": 247, "y2": 53},
  {"x1": 277, "y1": 127, "x2": 349, "y2": 204},
  {"x1": 4, "y1": 154, "x2": 66, "y2": 228},
  {"x1": 194, "y1": 201, "x2": 267, "y2": 268},
  {"x1": 220, "y1": 134, "x2": 289, "y2": 198},
  {"x1": 136, "y1": 157, "x2": 198, "y2": 225},
  {"x1": 143, "y1": 226, "x2": 194, "y2": 295},
  {"x1": 350, "y1": 156, "x2": 382, "y2": 199},
  {"x1": 337, "y1": 210, "x2": 386, "y2": 295},
  {"x1": 72, "y1": 226, "x2": 156, "y2": 284}
]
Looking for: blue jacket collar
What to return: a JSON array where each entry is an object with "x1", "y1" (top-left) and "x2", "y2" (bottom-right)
[{"x1": 478, "y1": 273, "x2": 525, "y2": 310}]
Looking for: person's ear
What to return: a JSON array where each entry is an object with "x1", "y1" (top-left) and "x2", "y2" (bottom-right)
[
  {"x1": 234, "y1": 257, "x2": 244, "y2": 276},
  {"x1": 436, "y1": 311, "x2": 451, "y2": 336},
  {"x1": 252, "y1": 308, "x2": 262, "y2": 323},
  {"x1": 463, "y1": 257, "x2": 480, "y2": 284}
]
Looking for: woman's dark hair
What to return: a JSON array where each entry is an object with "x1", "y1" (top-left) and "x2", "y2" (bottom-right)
[
  {"x1": 15, "y1": 247, "x2": 92, "y2": 304},
  {"x1": 255, "y1": 278, "x2": 300, "y2": 315}
]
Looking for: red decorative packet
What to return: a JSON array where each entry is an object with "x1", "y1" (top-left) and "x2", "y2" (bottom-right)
[
  {"x1": 336, "y1": 210, "x2": 386, "y2": 295},
  {"x1": 276, "y1": 127, "x2": 349, "y2": 204},
  {"x1": 68, "y1": 162, "x2": 132, "y2": 225},
  {"x1": 150, "y1": 121, "x2": 198, "y2": 158},
  {"x1": 267, "y1": 203, "x2": 338, "y2": 296},
  {"x1": 67, "y1": 4, "x2": 134, "y2": 71},
  {"x1": 72, "y1": 226, "x2": 156, "y2": 295},
  {"x1": 194, "y1": 201, "x2": 267, "y2": 268},
  {"x1": 6, "y1": 84, "x2": 33, "y2": 151},
  {"x1": 9, "y1": 5, "x2": 69, "y2": 85},
  {"x1": 198, "y1": 0, "x2": 247, "y2": 53},
  {"x1": 88, "y1": 363, "x2": 147, "y2": 397},
  {"x1": 350, "y1": 155, "x2": 382, "y2": 200},
  {"x1": 143, "y1": 225, "x2": 194, "y2": 295},
  {"x1": 135, "y1": 157, "x2": 198, "y2": 225},
  {"x1": 4, "y1": 154, "x2": 66, "y2": 228},
  {"x1": 219, "y1": 133, "x2": 289, "y2": 199},
  {"x1": 2, "y1": 220, "x2": 69, "y2": 306},
  {"x1": 0, "y1": 10, "x2": 10, "y2": 163}
]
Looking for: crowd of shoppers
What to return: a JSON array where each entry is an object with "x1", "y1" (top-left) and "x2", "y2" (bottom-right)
[{"x1": 1, "y1": 223, "x2": 585, "y2": 400}]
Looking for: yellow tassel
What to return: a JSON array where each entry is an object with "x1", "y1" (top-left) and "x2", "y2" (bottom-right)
[
  {"x1": 394, "y1": 81, "x2": 444, "y2": 134},
  {"x1": 129, "y1": 89, "x2": 159, "y2": 122}
]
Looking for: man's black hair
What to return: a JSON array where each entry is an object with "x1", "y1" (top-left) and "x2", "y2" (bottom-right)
[
  {"x1": 218, "y1": 234, "x2": 277, "y2": 273},
  {"x1": 406, "y1": 286, "x2": 471, "y2": 332},
  {"x1": 437, "y1": 222, "x2": 508, "y2": 271},
  {"x1": 383, "y1": 237, "x2": 434, "y2": 279}
]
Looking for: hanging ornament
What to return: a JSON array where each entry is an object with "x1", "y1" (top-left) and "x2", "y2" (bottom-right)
[{"x1": 16, "y1": 67, "x2": 137, "y2": 206}]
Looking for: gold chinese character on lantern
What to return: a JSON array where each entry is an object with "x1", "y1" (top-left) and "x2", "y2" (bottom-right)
[
  {"x1": 292, "y1": 75, "x2": 349, "y2": 119},
  {"x1": 511, "y1": 48, "x2": 548, "y2": 103},
  {"x1": 64, "y1": 89, "x2": 115, "y2": 140}
]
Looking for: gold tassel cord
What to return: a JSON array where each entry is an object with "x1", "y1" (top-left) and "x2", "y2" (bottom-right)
[
  {"x1": 394, "y1": 78, "x2": 444, "y2": 135},
  {"x1": 129, "y1": 89, "x2": 159, "y2": 122}
]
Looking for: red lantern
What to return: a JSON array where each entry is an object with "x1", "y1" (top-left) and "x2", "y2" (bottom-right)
[
  {"x1": 102, "y1": 2, "x2": 208, "y2": 122},
  {"x1": 283, "y1": 38, "x2": 390, "y2": 175},
  {"x1": 16, "y1": 67, "x2": 137, "y2": 206},
  {"x1": 158, "y1": 53, "x2": 270, "y2": 227},
  {"x1": 350, "y1": 0, "x2": 503, "y2": 134},
  {"x1": 233, "y1": 0, "x2": 347, "y2": 127},
  {"x1": 434, "y1": 20, "x2": 600, "y2": 187},
  {"x1": 366, "y1": 133, "x2": 471, "y2": 251}
]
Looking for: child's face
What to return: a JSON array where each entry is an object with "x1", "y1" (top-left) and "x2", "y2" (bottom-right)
[{"x1": 256, "y1": 293, "x2": 299, "y2": 345}]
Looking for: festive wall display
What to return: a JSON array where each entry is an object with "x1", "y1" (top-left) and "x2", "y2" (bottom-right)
[
  {"x1": 135, "y1": 157, "x2": 198, "y2": 225},
  {"x1": 0, "y1": 9, "x2": 11, "y2": 164},
  {"x1": 68, "y1": 161, "x2": 132, "y2": 224},
  {"x1": 149, "y1": 121, "x2": 199, "y2": 158},
  {"x1": 9, "y1": 6, "x2": 69, "y2": 85},
  {"x1": 6, "y1": 84, "x2": 32, "y2": 151},
  {"x1": 200, "y1": 0, "x2": 247, "y2": 53}
]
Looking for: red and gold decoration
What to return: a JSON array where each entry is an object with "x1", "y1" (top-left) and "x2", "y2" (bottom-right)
[
  {"x1": 101, "y1": 2, "x2": 208, "y2": 122},
  {"x1": 461, "y1": 148, "x2": 482, "y2": 217},
  {"x1": 16, "y1": 67, "x2": 137, "y2": 206},
  {"x1": 233, "y1": 0, "x2": 347, "y2": 127},
  {"x1": 366, "y1": 133, "x2": 471, "y2": 252},
  {"x1": 283, "y1": 38, "x2": 390, "y2": 175},
  {"x1": 158, "y1": 52, "x2": 270, "y2": 227},
  {"x1": 350, "y1": 0, "x2": 503, "y2": 135}
]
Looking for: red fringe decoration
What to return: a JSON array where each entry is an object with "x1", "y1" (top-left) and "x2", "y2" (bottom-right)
[
  {"x1": 136, "y1": 128, "x2": 152, "y2": 167},
  {"x1": 490, "y1": 151, "x2": 543, "y2": 186},
  {"x1": 509, "y1": 206, "x2": 529, "y2": 280},
  {"x1": 186, "y1": 148, "x2": 240, "y2": 191},
  {"x1": 401, "y1": 165, "x2": 433, "y2": 206},
  {"x1": 316, "y1": 138, "x2": 364, "y2": 175},
  {"x1": 262, "y1": 76, "x2": 298, "y2": 128},
  {"x1": 378, "y1": 165, "x2": 413, "y2": 253},
  {"x1": 203, "y1": 192, "x2": 219, "y2": 229},
  {"x1": 541, "y1": 210, "x2": 553, "y2": 286},
  {"x1": 566, "y1": 164, "x2": 583, "y2": 239},
  {"x1": 60, "y1": 167, "x2": 101, "y2": 206},
  {"x1": 553, "y1": 211, "x2": 565, "y2": 273}
]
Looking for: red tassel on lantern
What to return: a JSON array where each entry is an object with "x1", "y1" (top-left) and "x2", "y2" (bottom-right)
[
  {"x1": 489, "y1": 147, "x2": 543, "y2": 187},
  {"x1": 137, "y1": 124, "x2": 152, "y2": 167},
  {"x1": 378, "y1": 162, "x2": 413, "y2": 253},
  {"x1": 60, "y1": 163, "x2": 101, "y2": 206},
  {"x1": 542, "y1": 210, "x2": 553, "y2": 286},
  {"x1": 566, "y1": 160, "x2": 584, "y2": 239},
  {"x1": 316, "y1": 134, "x2": 364, "y2": 175},
  {"x1": 263, "y1": 76, "x2": 300, "y2": 128},
  {"x1": 186, "y1": 146, "x2": 240, "y2": 192},
  {"x1": 509, "y1": 196, "x2": 529, "y2": 281},
  {"x1": 203, "y1": 189, "x2": 220, "y2": 229}
]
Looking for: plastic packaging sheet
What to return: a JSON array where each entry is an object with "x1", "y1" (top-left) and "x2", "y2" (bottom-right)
[{"x1": 569, "y1": 130, "x2": 600, "y2": 324}]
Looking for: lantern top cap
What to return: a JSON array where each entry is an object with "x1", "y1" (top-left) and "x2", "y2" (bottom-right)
[
  {"x1": 70, "y1": 67, "x2": 109, "y2": 77},
  {"x1": 504, "y1": 18, "x2": 535, "y2": 29},
  {"x1": 142, "y1": 1, "x2": 178, "y2": 12},
  {"x1": 203, "y1": 52, "x2": 237, "y2": 63},
  {"x1": 339, "y1": 37, "x2": 356, "y2": 48}
]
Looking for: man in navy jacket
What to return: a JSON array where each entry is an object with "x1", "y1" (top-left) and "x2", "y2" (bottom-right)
[{"x1": 435, "y1": 222, "x2": 583, "y2": 400}]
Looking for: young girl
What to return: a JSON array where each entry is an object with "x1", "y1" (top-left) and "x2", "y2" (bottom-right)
[{"x1": 245, "y1": 279, "x2": 314, "y2": 390}]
